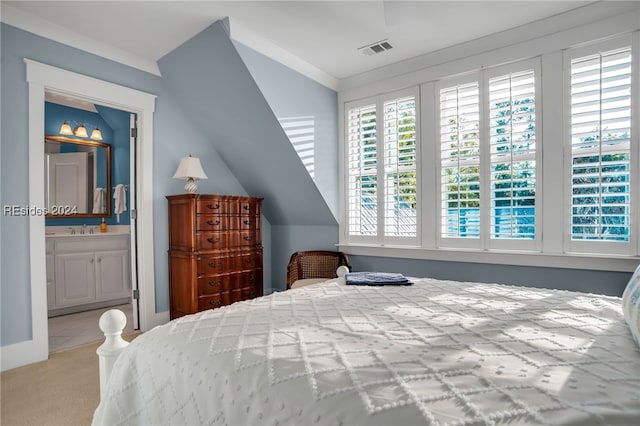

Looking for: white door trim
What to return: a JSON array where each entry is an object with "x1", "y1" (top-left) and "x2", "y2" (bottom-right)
[{"x1": 1, "y1": 59, "x2": 166, "y2": 371}]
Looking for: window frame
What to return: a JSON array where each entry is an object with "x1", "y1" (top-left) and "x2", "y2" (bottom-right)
[
  {"x1": 435, "y1": 59, "x2": 542, "y2": 252},
  {"x1": 343, "y1": 87, "x2": 421, "y2": 246},
  {"x1": 563, "y1": 35, "x2": 638, "y2": 256}
]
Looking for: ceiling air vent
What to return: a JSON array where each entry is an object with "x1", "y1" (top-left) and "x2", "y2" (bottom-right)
[{"x1": 358, "y1": 39, "x2": 393, "y2": 56}]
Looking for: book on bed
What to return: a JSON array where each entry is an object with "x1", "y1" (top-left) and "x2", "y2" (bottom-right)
[{"x1": 345, "y1": 271, "x2": 413, "y2": 285}]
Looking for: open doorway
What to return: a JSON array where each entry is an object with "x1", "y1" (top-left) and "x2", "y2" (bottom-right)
[
  {"x1": 43, "y1": 93, "x2": 139, "y2": 353},
  {"x1": 0, "y1": 59, "x2": 164, "y2": 371}
]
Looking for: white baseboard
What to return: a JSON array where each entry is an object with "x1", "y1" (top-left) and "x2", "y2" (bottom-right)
[{"x1": 1, "y1": 339, "x2": 48, "y2": 372}]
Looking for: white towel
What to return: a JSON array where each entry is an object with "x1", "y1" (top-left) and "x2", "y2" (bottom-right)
[
  {"x1": 92, "y1": 188, "x2": 105, "y2": 214},
  {"x1": 113, "y1": 184, "x2": 127, "y2": 223}
]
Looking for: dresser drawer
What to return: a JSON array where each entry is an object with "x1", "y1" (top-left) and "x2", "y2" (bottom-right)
[
  {"x1": 197, "y1": 255, "x2": 230, "y2": 275},
  {"x1": 198, "y1": 289, "x2": 249, "y2": 310},
  {"x1": 197, "y1": 199, "x2": 233, "y2": 214},
  {"x1": 197, "y1": 231, "x2": 260, "y2": 250},
  {"x1": 198, "y1": 270, "x2": 261, "y2": 295},
  {"x1": 196, "y1": 215, "x2": 227, "y2": 231},
  {"x1": 197, "y1": 232, "x2": 227, "y2": 250},
  {"x1": 233, "y1": 251, "x2": 262, "y2": 270},
  {"x1": 198, "y1": 274, "x2": 233, "y2": 295},
  {"x1": 239, "y1": 200, "x2": 259, "y2": 216},
  {"x1": 196, "y1": 215, "x2": 258, "y2": 231},
  {"x1": 198, "y1": 292, "x2": 232, "y2": 311}
]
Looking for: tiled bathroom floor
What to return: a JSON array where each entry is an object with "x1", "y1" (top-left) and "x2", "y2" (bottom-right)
[{"x1": 48, "y1": 303, "x2": 135, "y2": 353}]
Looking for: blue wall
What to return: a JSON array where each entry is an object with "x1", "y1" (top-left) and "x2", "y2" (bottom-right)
[
  {"x1": 348, "y1": 255, "x2": 631, "y2": 297},
  {"x1": 44, "y1": 102, "x2": 131, "y2": 226},
  {"x1": 0, "y1": 23, "x2": 259, "y2": 346},
  {"x1": 233, "y1": 41, "x2": 339, "y2": 218}
]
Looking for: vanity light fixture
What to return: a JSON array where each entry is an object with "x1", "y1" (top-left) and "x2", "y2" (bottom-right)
[
  {"x1": 173, "y1": 155, "x2": 208, "y2": 194},
  {"x1": 59, "y1": 121, "x2": 104, "y2": 140},
  {"x1": 74, "y1": 124, "x2": 88, "y2": 138},
  {"x1": 90, "y1": 127, "x2": 103, "y2": 141},
  {"x1": 59, "y1": 121, "x2": 73, "y2": 135}
]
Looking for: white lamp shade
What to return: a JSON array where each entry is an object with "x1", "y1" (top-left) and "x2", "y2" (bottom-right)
[{"x1": 173, "y1": 156, "x2": 208, "y2": 180}]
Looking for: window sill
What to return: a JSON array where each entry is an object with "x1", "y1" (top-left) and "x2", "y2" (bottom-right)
[{"x1": 337, "y1": 243, "x2": 639, "y2": 273}]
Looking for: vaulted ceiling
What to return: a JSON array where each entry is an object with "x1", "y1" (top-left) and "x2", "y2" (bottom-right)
[{"x1": 2, "y1": 1, "x2": 596, "y2": 82}]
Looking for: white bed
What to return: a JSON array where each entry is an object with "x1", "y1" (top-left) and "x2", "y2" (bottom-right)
[{"x1": 93, "y1": 276, "x2": 640, "y2": 425}]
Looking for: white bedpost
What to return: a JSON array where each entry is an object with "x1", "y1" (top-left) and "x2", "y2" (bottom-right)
[
  {"x1": 336, "y1": 265, "x2": 349, "y2": 278},
  {"x1": 97, "y1": 309, "x2": 129, "y2": 400}
]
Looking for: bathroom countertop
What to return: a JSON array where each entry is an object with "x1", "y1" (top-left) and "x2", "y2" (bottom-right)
[{"x1": 45, "y1": 225, "x2": 130, "y2": 237}]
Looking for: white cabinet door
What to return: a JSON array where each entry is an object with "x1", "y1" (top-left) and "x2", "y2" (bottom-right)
[
  {"x1": 54, "y1": 252, "x2": 96, "y2": 307},
  {"x1": 46, "y1": 253, "x2": 55, "y2": 310},
  {"x1": 95, "y1": 250, "x2": 130, "y2": 301},
  {"x1": 46, "y1": 239, "x2": 55, "y2": 310}
]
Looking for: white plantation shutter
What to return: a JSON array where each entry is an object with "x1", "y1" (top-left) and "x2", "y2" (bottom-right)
[
  {"x1": 347, "y1": 103, "x2": 377, "y2": 237},
  {"x1": 488, "y1": 70, "x2": 537, "y2": 240},
  {"x1": 345, "y1": 89, "x2": 419, "y2": 243},
  {"x1": 439, "y1": 82, "x2": 481, "y2": 239},
  {"x1": 570, "y1": 47, "x2": 632, "y2": 244},
  {"x1": 383, "y1": 96, "x2": 417, "y2": 237}
]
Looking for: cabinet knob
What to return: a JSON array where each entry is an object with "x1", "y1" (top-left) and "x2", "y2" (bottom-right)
[
  {"x1": 243, "y1": 236, "x2": 253, "y2": 241},
  {"x1": 207, "y1": 220, "x2": 221, "y2": 226},
  {"x1": 207, "y1": 203, "x2": 220, "y2": 210},
  {"x1": 243, "y1": 219, "x2": 251, "y2": 225},
  {"x1": 243, "y1": 205, "x2": 250, "y2": 211},
  {"x1": 247, "y1": 274, "x2": 255, "y2": 281},
  {"x1": 208, "y1": 280, "x2": 222, "y2": 287},
  {"x1": 244, "y1": 258, "x2": 255, "y2": 264},
  {"x1": 208, "y1": 261, "x2": 222, "y2": 268},
  {"x1": 209, "y1": 299, "x2": 222, "y2": 307},
  {"x1": 207, "y1": 237, "x2": 221, "y2": 244}
]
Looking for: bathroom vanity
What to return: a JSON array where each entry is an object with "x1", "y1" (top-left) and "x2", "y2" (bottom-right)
[{"x1": 46, "y1": 227, "x2": 131, "y2": 317}]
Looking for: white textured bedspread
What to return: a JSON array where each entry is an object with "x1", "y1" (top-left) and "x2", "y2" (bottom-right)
[{"x1": 93, "y1": 278, "x2": 640, "y2": 425}]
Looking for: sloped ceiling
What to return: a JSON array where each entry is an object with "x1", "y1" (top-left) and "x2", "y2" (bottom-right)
[{"x1": 157, "y1": 20, "x2": 336, "y2": 226}]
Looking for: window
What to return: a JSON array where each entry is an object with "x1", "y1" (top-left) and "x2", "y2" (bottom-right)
[
  {"x1": 567, "y1": 43, "x2": 634, "y2": 254},
  {"x1": 340, "y1": 33, "x2": 639, "y2": 266},
  {"x1": 437, "y1": 61, "x2": 539, "y2": 250},
  {"x1": 345, "y1": 89, "x2": 419, "y2": 244},
  {"x1": 439, "y1": 82, "x2": 481, "y2": 240}
]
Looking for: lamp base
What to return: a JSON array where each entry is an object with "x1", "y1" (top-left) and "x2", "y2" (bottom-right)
[{"x1": 184, "y1": 178, "x2": 198, "y2": 194}]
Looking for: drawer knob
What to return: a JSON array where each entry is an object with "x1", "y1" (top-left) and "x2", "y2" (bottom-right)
[
  {"x1": 209, "y1": 299, "x2": 222, "y2": 307},
  {"x1": 207, "y1": 237, "x2": 221, "y2": 244},
  {"x1": 207, "y1": 220, "x2": 221, "y2": 226},
  {"x1": 244, "y1": 258, "x2": 255, "y2": 264},
  {"x1": 243, "y1": 205, "x2": 250, "y2": 211},
  {"x1": 247, "y1": 274, "x2": 255, "y2": 281},
  {"x1": 243, "y1": 219, "x2": 250, "y2": 225},
  {"x1": 243, "y1": 236, "x2": 253, "y2": 241},
  {"x1": 208, "y1": 280, "x2": 222, "y2": 287},
  {"x1": 208, "y1": 261, "x2": 222, "y2": 268},
  {"x1": 207, "y1": 203, "x2": 220, "y2": 210}
]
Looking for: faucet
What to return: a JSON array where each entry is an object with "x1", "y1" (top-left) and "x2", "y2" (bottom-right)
[
  {"x1": 81, "y1": 224, "x2": 87, "y2": 235},
  {"x1": 69, "y1": 227, "x2": 76, "y2": 235},
  {"x1": 89, "y1": 226, "x2": 94, "y2": 234}
]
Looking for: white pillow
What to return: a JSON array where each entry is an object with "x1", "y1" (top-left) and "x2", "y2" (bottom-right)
[{"x1": 622, "y1": 264, "x2": 640, "y2": 346}]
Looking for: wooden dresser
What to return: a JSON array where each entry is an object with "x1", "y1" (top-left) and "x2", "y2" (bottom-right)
[{"x1": 167, "y1": 194, "x2": 263, "y2": 319}]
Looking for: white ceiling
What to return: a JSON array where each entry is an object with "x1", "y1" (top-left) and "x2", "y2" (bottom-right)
[{"x1": 3, "y1": 1, "x2": 601, "y2": 81}]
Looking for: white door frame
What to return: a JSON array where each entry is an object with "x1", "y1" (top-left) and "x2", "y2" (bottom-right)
[{"x1": 1, "y1": 59, "x2": 165, "y2": 371}]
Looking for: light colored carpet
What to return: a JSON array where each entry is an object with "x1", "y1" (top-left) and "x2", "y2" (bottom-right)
[{"x1": 1, "y1": 332, "x2": 139, "y2": 426}]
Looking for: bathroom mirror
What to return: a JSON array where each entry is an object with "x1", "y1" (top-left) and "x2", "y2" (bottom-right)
[{"x1": 44, "y1": 135, "x2": 111, "y2": 218}]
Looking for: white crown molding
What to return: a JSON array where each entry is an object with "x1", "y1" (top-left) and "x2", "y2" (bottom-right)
[
  {"x1": 1, "y1": 3, "x2": 161, "y2": 76},
  {"x1": 338, "y1": 1, "x2": 640, "y2": 93},
  {"x1": 225, "y1": 16, "x2": 338, "y2": 91}
]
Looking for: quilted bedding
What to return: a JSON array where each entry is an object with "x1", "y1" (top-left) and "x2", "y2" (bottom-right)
[{"x1": 93, "y1": 277, "x2": 640, "y2": 425}]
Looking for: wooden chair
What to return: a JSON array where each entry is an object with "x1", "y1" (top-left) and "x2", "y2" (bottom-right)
[{"x1": 286, "y1": 251, "x2": 352, "y2": 289}]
